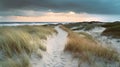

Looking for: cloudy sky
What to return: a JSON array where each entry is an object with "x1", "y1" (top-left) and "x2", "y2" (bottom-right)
[{"x1": 0, "y1": 0, "x2": 120, "y2": 22}]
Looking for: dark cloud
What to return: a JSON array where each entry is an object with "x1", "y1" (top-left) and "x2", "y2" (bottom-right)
[{"x1": 0, "y1": 0, "x2": 120, "y2": 15}]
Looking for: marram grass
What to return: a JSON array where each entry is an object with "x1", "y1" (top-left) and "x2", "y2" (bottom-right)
[
  {"x1": 0, "y1": 25, "x2": 56, "y2": 67},
  {"x1": 60, "y1": 25, "x2": 120, "y2": 63},
  {"x1": 0, "y1": 54, "x2": 31, "y2": 67}
]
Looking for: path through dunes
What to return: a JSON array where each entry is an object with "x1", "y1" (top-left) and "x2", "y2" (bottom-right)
[{"x1": 31, "y1": 26, "x2": 79, "y2": 67}]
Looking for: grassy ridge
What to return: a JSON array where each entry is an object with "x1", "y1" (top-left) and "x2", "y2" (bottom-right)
[
  {"x1": 63, "y1": 22, "x2": 102, "y2": 31},
  {"x1": 102, "y1": 22, "x2": 120, "y2": 38},
  {"x1": 0, "y1": 25, "x2": 56, "y2": 67},
  {"x1": 60, "y1": 25, "x2": 119, "y2": 63}
]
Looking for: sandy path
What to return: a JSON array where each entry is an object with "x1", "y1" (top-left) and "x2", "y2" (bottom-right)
[{"x1": 31, "y1": 26, "x2": 78, "y2": 67}]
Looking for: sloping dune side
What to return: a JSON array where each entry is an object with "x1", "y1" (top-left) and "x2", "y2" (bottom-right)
[
  {"x1": 60, "y1": 25, "x2": 120, "y2": 66},
  {"x1": 0, "y1": 26, "x2": 57, "y2": 67}
]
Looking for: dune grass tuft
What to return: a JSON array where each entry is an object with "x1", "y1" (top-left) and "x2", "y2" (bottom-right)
[
  {"x1": 0, "y1": 55, "x2": 31, "y2": 67},
  {"x1": 0, "y1": 25, "x2": 56, "y2": 67},
  {"x1": 60, "y1": 25, "x2": 120, "y2": 63}
]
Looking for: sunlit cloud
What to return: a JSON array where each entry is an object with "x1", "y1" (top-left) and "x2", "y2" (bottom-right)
[
  {"x1": 4, "y1": 11, "x2": 103, "y2": 22},
  {"x1": 0, "y1": 11, "x2": 120, "y2": 22}
]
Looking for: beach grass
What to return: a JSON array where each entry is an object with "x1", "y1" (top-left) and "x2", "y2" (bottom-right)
[
  {"x1": 60, "y1": 25, "x2": 120, "y2": 63},
  {"x1": 0, "y1": 55, "x2": 31, "y2": 67},
  {"x1": 0, "y1": 25, "x2": 56, "y2": 67}
]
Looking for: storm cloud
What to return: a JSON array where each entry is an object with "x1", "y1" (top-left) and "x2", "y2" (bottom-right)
[
  {"x1": 0, "y1": 0, "x2": 120, "y2": 22},
  {"x1": 0, "y1": 0, "x2": 120, "y2": 14}
]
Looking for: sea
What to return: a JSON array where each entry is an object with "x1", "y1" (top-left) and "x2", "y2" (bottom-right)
[{"x1": 0, "y1": 22, "x2": 68, "y2": 26}]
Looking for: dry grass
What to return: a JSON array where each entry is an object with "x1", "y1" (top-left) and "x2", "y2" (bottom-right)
[
  {"x1": 0, "y1": 55, "x2": 31, "y2": 67},
  {"x1": 0, "y1": 25, "x2": 56, "y2": 67},
  {"x1": 60, "y1": 25, "x2": 120, "y2": 63}
]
